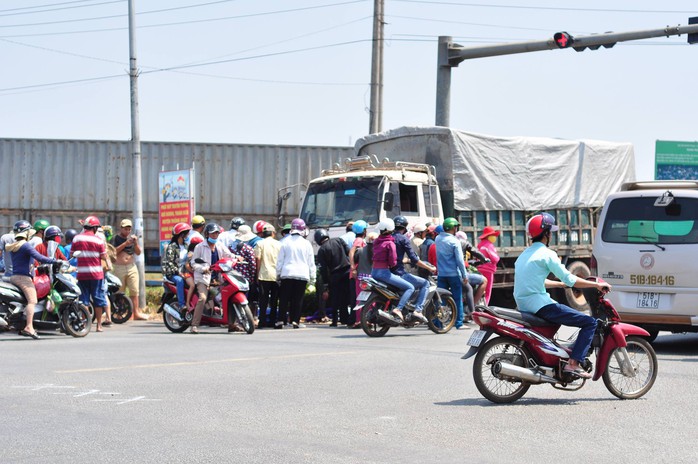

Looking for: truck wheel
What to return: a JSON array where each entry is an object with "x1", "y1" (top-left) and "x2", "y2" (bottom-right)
[{"x1": 562, "y1": 261, "x2": 591, "y2": 312}]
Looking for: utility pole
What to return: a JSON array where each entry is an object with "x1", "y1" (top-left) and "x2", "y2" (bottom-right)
[
  {"x1": 128, "y1": 0, "x2": 146, "y2": 310},
  {"x1": 368, "y1": 0, "x2": 384, "y2": 134},
  {"x1": 436, "y1": 22, "x2": 698, "y2": 126}
]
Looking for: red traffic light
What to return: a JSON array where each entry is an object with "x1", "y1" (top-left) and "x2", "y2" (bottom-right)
[{"x1": 554, "y1": 32, "x2": 574, "y2": 48}]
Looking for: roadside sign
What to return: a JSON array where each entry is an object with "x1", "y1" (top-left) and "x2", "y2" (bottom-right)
[
  {"x1": 655, "y1": 140, "x2": 698, "y2": 180},
  {"x1": 158, "y1": 168, "x2": 195, "y2": 255}
]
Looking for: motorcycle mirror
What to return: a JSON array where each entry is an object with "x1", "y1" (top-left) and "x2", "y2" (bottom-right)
[
  {"x1": 194, "y1": 258, "x2": 205, "y2": 264},
  {"x1": 72, "y1": 251, "x2": 82, "y2": 258}
]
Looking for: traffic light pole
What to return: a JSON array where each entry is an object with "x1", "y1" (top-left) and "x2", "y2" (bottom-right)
[{"x1": 436, "y1": 22, "x2": 698, "y2": 126}]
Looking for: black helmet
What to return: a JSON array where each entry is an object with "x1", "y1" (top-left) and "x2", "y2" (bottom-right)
[
  {"x1": 230, "y1": 217, "x2": 246, "y2": 230},
  {"x1": 314, "y1": 228, "x2": 330, "y2": 245},
  {"x1": 393, "y1": 215, "x2": 408, "y2": 229},
  {"x1": 13, "y1": 219, "x2": 31, "y2": 233},
  {"x1": 44, "y1": 225, "x2": 63, "y2": 241},
  {"x1": 64, "y1": 229, "x2": 78, "y2": 243},
  {"x1": 204, "y1": 222, "x2": 221, "y2": 238}
]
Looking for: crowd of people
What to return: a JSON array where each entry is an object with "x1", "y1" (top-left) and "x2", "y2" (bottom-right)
[
  {"x1": 159, "y1": 213, "x2": 501, "y2": 333},
  {"x1": 0, "y1": 211, "x2": 505, "y2": 338},
  {"x1": 0, "y1": 216, "x2": 150, "y2": 339}
]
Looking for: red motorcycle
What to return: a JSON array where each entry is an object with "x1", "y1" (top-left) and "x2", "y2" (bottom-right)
[
  {"x1": 463, "y1": 277, "x2": 657, "y2": 403},
  {"x1": 159, "y1": 257, "x2": 255, "y2": 334}
]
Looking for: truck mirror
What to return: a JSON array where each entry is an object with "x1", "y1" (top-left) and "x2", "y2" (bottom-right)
[{"x1": 383, "y1": 192, "x2": 394, "y2": 211}]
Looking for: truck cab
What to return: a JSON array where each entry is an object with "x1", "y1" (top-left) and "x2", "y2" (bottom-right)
[{"x1": 297, "y1": 155, "x2": 443, "y2": 246}]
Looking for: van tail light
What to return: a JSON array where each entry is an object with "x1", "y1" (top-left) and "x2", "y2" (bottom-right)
[{"x1": 590, "y1": 254, "x2": 598, "y2": 275}]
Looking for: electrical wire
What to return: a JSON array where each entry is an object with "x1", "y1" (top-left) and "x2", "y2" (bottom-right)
[
  {"x1": 0, "y1": 0, "x2": 112, "y2": 14},
  {"x1": 0, "y1": 1, "x2": 123, "y2": 18},
  {"x1": 391, "y1": 0, "x2": 698, "y2": 14},
  {"x1": 0, "y1": 0, "x2": 366, "y2": 29}
]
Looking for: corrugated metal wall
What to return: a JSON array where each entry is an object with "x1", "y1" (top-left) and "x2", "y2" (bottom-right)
[{"x1": 0, "y1": 138, "x2": 352, "y2": 248}]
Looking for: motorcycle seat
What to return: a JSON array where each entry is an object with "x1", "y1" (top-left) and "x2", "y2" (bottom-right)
[{"x1": 486, "y1": 306, "x2": 558, "y2": 328}]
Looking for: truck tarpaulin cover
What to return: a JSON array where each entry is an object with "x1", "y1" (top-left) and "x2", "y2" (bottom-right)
[{"x1": 355, "y1": 126, "x2": 635, "y2": 211}]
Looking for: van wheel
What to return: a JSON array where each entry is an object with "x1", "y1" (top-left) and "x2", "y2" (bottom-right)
[{"x1": 562, "y1": 261, "x2": 591, "y2": 312}]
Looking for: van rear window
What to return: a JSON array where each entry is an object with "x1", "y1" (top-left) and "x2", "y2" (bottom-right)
[{"x1": 602, "y1": 197, "x2": 698, "y2": 244}]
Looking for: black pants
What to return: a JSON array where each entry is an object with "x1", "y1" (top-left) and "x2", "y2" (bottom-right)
[
  {"x1": 329, "y1": 271, "x2": 352, "y2": 325},
  {"x1": 278, "y1": 279, "x2": 307, "y2": 325},
  {"x1": 258, "y1": 280, "x2": 279, "y2": 327}
]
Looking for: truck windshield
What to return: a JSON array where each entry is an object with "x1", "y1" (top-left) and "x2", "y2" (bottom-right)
[
  {"x1": 601, "y1": 197, "x2": 698, "y2": 245},
  {"x1": 300, "y1": 177, "x2": 382, "y2": 228}
]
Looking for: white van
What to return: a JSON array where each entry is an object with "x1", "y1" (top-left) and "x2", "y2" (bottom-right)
[{"x1": 592, "y1": 181, "x2": 698, "y2": 340}]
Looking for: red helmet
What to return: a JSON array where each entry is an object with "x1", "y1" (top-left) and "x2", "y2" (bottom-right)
[
  {"x1": 172, "y1": 222, "x2": 191, "y2": 236},
  {"x1": 253, "y1": 220, "x2": 268, "y2": 234},
  {"x1": 83, "y1": 215, "x2": 101, "y2": 228},
  {"x1": 526, "y1": 213, "x2": 559, "y2": 238},
  {"x1": 189, "y1": 235, "x2": 204, "y2": 246}
]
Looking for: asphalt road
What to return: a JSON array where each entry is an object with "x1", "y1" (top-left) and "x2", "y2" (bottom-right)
[{"x1": 2, "y1": 321, "x2": 697, "y2": 464}]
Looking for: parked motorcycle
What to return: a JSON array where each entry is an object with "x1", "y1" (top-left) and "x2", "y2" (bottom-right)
[
  {"x1": 357, "y1": 276, "x2": 456, "y2": 337},
  {"x1": 105, "y1": 272, "x2": 133, "y2": 324},
  {"x1": 0, "y1": 261, "x2": 91, "y2": 337},
  {"x1": 159, "y1": 257, "x2": 255, "y2": 334},
  {"x1": 462, "y1": 277, "x2": 658, "y2": 403}
]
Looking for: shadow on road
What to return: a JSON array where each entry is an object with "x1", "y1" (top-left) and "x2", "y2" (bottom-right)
[
  {"x1": 435, "y1": 396, "x2": 627, "y2": 407},
  {"x1": 652, "y1": 333, "x2": 698, "y2": 357}
]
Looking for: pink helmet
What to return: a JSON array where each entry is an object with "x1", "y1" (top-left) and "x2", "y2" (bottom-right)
[{"x1": 291, "y1": 218, "x2": 306, "y2": 231}]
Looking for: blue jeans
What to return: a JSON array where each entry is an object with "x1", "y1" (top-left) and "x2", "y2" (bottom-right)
[
  {"x1": 171, "y1": 275, "x2": 186, "y2": 306},
  {"x1": 438, "y1": 275, "x2": 464, "y2": 327},
  {"x1": 372, "y1": 268, "x2": 414, "y2": 310},
  {"x1": 467, "y1": 273, "x2": 485, "y2": 287},
  {"x1": 78, "y1": 279, "x2": 108, "y2": 308},
  {"x1": 401, "y1": 273, "x2": 429, "y2": 311},
  {"x1": 536, "y1": 303, "x2": 597, "y2": 362}
]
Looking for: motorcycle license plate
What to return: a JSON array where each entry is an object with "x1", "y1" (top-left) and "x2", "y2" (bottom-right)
[
  {"x1": 467, "y1": 330, "x2": 487, "y2": 347},
  {"x1": 357, "y1": 291, "x2": 371, "y2": 302},
  {"x1": 636, "y1": 292, "x2": 661, "y2": 309}
]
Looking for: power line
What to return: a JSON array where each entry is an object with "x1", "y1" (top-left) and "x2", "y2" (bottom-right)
[
  {"x1": 0, "y1": 0, "x2": 109, "y2": 14},
  {"x1": 392, "y1": 0, "x2": 698, "y2": 14},
  {"x1": 0, "y1": 1, "x2": 123, "y2": 18},
  {"x1": 0, "y1": 0, "x2": 367, "y2": 29},
  {"x1": 0, "y1": 38, "x2": 372, "y2": 94}
]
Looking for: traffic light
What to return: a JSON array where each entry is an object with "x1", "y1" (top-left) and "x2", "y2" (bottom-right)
[
  {"x1": 554, "y1": 32, "x2": 574, "y2": 49},
  {"x1": 689, "y1": 17, "x2": 698, "y2": 44}
]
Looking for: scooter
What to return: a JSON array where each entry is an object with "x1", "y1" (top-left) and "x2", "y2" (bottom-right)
[
  {"x1": 356, "y1": 276, "x2": 457, "y2": 337},
  {"x1": 462, "y1": 277, "x2": 658, "y2": 403},
  {"x1": 105, "y1": 272, "x2": 133, "y2": 324},
  {"x1": 0, "y1": 261, "x2": 91, "y2": 337},
  {"x1": 159, "y1": 257, "x2": 255, "y2": 334}
]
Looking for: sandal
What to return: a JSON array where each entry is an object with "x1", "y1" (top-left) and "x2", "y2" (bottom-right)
[
  {"x1": 563, "y1": 365, "x2": 591, "y2": 379},
  {"x1": 391, "y1": 309, "x2": 404, "y2": 322},
  {"x1": 20, "y1": 329, "x2": 41, "y2": 340}
]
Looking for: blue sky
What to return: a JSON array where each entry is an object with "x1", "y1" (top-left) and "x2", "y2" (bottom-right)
[{"x1": 1, "y1": 0, "x2": 697, "y2": 180}]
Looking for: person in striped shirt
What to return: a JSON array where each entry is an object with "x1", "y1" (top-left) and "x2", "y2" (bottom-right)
[{"x1": 70, "y1": 215, "x2": 110, "y2": 332}]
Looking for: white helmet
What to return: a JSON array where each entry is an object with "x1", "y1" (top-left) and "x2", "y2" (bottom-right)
[
  {"x1": 413, "y1": 223, "x2": 427, "y2": 234},
  {"x1": 378, "y1": 218, "x2": 395, "y2": 233}
]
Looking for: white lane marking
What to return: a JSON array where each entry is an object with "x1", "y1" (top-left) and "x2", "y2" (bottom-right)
[
  {"x1": 55, "y1": 350, "x2": 359, "y2": 374},
  {"x1": 11, "y1": 385, "x2": 158, "y2": 405}
]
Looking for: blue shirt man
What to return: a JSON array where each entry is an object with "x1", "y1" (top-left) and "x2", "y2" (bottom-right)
[
  {"x1": 435, "y1": 219, "x2": 468, "y2": 329},
  {"x1": 392, "y1": 217, "x2": 435, "y2": 321}
]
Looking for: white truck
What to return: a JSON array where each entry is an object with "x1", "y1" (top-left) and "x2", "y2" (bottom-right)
[{"x1": 281, "y1": 126, "x2": 636, "y2": 306}]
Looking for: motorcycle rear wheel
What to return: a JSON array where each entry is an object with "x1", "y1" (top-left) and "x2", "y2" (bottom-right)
[
  {"x1": 163, "y1": 299, "x2": 189, "y2": 333},
  {"x1": 234, "y1": 303, "x2": 255, "y2": 334},
  {"x1": 110, "y1": 292, "x2": 133, "y2": 324},
  {"x1": 61, "y1": 301, "x2": 92, "y2": 337},
  {"x1": 360, "y1": 295, "x2": 391, "y2": 337},
  {"x1": 426, "y1": 295, "x2": 456, "y2": 334},
  {"x1": 602, "y1": 336, "x2": 658, "y2": 399},
  {"x1": 473, "y1": 336, "x2": 531, "y2": 404}
]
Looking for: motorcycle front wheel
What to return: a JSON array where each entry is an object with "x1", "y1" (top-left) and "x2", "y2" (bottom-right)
[
  {"x1": 425, "y1": 295, "x2": 456, "y2": 334},
  {"x1": 61, "y1": 301, "x2": 92, "y2": 337},
  {"x1": 234, "y1": 303, "x2": 255, "y2": 334},
  {"x1": 360, "y1": 295, "x2": 391, "y2": 337},
  {"x1": 110, "y1": 292, "x2": 133, "y2": 324},
  {"x1": 473, "y1": 336, "x2": 531, "y2": 404},
  {"x1": 602, "y1": 336, "x2": 658, "y2": 399},
  {"x1": 163, "y1": 299, "x2": 189, "y2": 333}
]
